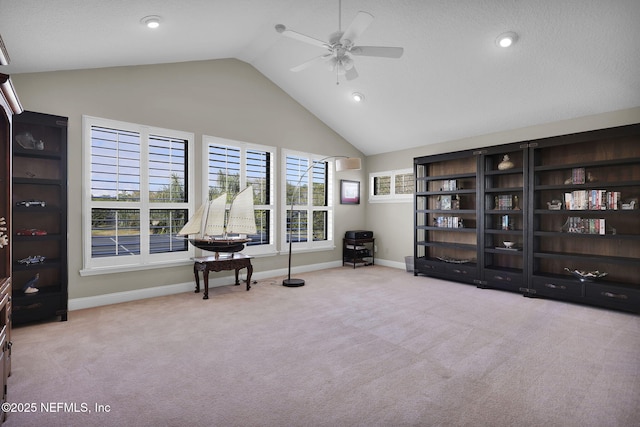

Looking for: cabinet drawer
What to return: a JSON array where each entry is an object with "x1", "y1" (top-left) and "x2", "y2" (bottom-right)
[
  {"x1": 445, "y1": 263, "x2": 476, "y2": 279},
  {"x1": 532, "y1": 276, "x2": 583, "y2": 299},
  {"x1": 415, "y1": 258, "x2": 446, "y2": 275},
  {"x1": 584, "y1": 283, "x2": 640, "y2": 313},
  {"x1": 484, "y1": 269, "x2": 523, "y2": 291}
]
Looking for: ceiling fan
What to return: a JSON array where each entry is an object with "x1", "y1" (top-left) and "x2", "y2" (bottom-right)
[{"x1": 275, "y1": 0, "x2": 404, "y2": 83}]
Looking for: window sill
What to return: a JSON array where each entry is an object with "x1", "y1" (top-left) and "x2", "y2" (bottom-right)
[
  {"x1": 368, "y1": 197, "x2": 412, "y2": 204},
  {"x1": 80, "y1": 259, "x2": 194, "y2": 276}
]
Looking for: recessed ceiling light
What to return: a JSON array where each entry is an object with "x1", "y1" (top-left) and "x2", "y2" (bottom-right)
[
  {"x1": 141, "y1": 15, "x2": 161, "y2": 29},
  {"x1": 496, "y1": 31, "x2": 518, "y2": 48},
  {"x1": 352, "y1": 92, "x2": 364, "y2": 102}
]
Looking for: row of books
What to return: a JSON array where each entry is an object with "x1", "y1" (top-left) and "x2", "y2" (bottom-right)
[
  {"x1": 571, "y1": 167, "x2": 586, "y2": 184},
  {"x1": 564, "y1": 217, "x2": 606, "y2": 234},
  {"x1": 441, "y1": 179, "x2": 458, "y2": 191},
  {"x1": 495, "y1": 194, "x2": 514, "y2": 210},
  {"x1": 433, "y1": 216, "x2": 464, "y2": 228},
  {"x1": 564, "y1": 190, "x2": 621, "y2": 210}
]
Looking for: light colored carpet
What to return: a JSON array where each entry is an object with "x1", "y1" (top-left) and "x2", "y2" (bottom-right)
[{"x1": 4, "y1": 266, "x2": 640, "y2": 426}]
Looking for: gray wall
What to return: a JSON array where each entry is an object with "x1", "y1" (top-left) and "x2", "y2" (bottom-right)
[{"x1": 12, "y1": 59, "x2": 365, "y2": 301}]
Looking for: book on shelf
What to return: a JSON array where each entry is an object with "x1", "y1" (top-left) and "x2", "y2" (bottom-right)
[
  {"x1": 563, "y1": 190, "x2": 620, "y2": 210},
  {"x1": 434, "y1": 216, "x2": 462, "y2": 228},
  {"x1": 564, "y1": 216, "x2": 606, "y2": 234},
  {"x1": 495, "y1": 194, "x2": 513, "y2": 210},
  {"x1": 441, "y1": 180, "x2": 457, "y2": 191},
  {"x1": 571, "y1": 168, "x2": 585, "y2": 184}
]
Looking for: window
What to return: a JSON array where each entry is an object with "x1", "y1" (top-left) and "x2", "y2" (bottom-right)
[
  {"x1": 203, "y1": 136, "x2": 276, "y2": 255},
  {"x1": 281, "y1": 151, "x2": 335, "y2": 252},
  {"x1": 82, "y1": 116, "x2": 194, "y2": 273},
  {"x1": 369, "y1": 168, "x2": 414, "y2": 203}
]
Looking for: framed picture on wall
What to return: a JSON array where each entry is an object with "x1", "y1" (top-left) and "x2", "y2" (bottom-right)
[{"x1": 340, "y1": 180, "x2": 360, "y2": 204}]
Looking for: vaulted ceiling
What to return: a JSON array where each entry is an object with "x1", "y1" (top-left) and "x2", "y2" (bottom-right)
[{"x1": 1, "y1": 0, "x2": 639, "y2": 155}]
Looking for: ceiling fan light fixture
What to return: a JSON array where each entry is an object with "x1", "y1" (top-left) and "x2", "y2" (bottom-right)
[
  {"x1": 496, "y1": 31, "x2": 518, "y2": 48},
  {"x1": 352, "y1": 92, "x2": 364, "y2": 102},
  {"x1": 141, "y1": 15, "x2": 161, "y2": 29},
  {"x1": 341, "y1": 55, "x2": 354, "y2": 70}
]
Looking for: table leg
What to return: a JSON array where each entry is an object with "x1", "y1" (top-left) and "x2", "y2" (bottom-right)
[
  {"x1": 234, "y1": 268, "x2": 240, "y2": 286},
  {"x1": 194, "y1": 263, "x2": 201, "y2": 293},
  {"x1": 246, "y1": 263, "x2": 253, "y2": 291},
  {"x1": 203, "y1": 269, "x2": 209, "y2": 300}
]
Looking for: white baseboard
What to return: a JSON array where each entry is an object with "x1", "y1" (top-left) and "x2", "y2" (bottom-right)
[
  {"x1": 69, "y1": 260, "x2": 343, "y2": 311},
  {"x1": 374, "y1": 258, "x2": 407, "y2": 270}
]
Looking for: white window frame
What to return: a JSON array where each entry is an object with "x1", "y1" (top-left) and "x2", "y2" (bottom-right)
[
  {"x1": 280, "y1": 150, "x2": 335, "y2": 254},
  {"x1": 203, "y1": 136, "x2": 277, "y2": 257},
  {"x1": 369, "y1": 168, "x2": 414, "y2": 203},
  {"x1": 81, "y1": 116, "x2": 195, "y2": 275}
]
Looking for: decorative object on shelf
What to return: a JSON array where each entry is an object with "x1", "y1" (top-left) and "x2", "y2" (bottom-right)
[
  {"x1": 513, "y1": 195, "x2": 520, "y2": 210},
  {"x1": 340, "y1": 179, "x2": 360, "y2": 204},
  {"x1": 564, "y1": 268, "x2": 608, "y2": 282},
  {"x1": 16, "y1": 199, "x2": 46, "y2": 208},
  {"x1": 22, "y1": 273, "x2": 40, "y2": 294},
  {"x1": 15, "y1": 228, "x2": 48, "y2": 236},
  {"x1": 440, "y1": 195, "x2": 452, "y2": 210},
  {"x1": 17, "y1": 255, "x2": 46, "y2": 265},
  {"x1": 0, "y1": 217, "x2": 7, "y2": 248},
  {"x1": 15, "y1": 132, "x2": 44, "y2": 150},
  {"x1": 177, "y1": 186, "x2": 256, "y2": 256},
  {"x1": 497, "y1": 154, "x2": 514, "y2": 170},
  {"x1": 436, "y1": 256, "x2": 474, "y2": 264},
  {"x1": 283, "y1": 156, "x2": 361, "y2": 287},
  {"x1": 547, "y1": 199, "x2": 562, "y2": 210},
  {"x1": 452, "y1": 194, "x2": 461, "y2": 210},
  {"x1": 621, "y1": 199, "x2": 637, "y2": 210},
  {"x1": 503, "y1": 241, "x2": 515, "y2": 248}
]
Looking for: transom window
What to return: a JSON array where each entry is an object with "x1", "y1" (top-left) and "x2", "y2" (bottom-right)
[
  {"x1": 369, "y1": 168, "x2": 414, "y2": 203},
  {"x1": 82, "y1": 116, "x2": 194, "y2": 274}
]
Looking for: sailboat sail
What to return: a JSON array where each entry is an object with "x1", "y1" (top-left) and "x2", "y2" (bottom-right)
[
  {"x1": 177, "y1": 186, "x2": 256, "y2": 238},
  {"x1": 177, "y1": 202, "x2": 206, "y2": 236},
  {"x1": 203, "y1": 193, "x2": 227, "y2": 236},
  {"x1": 227, "y1": 186, "x2": 257, "y2": 235}
]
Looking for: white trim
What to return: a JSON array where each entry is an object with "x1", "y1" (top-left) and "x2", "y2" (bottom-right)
[
  {"x1": 202, "y1": 135, "x2": 277, "y2": 256},
  {"x1": 280, "y1": 150, "x2": 335, "y2": 253},
  {"x1": 70, "y1": 260, "x2": 343, "y2": 310},
  {"x1": 82, "y1": 115, "x2": 195, "y2": 273}
]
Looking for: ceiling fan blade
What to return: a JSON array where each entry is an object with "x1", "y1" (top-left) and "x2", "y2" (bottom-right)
[
  {"x1": 345, "y1": 66, "x2": 359, "y2": 81},
  {"x1": 340, "y1": 11, "x2": 374, "y2": 45},
  {"x1": 290, "y1": 54, "x2": 332, "y2": 72},
  {"x1": 281, "y1": 29, "x2": 328, "y2": 49},
  {"x1": 350, "y1": 46, "x2": 404, "y2": 58}
]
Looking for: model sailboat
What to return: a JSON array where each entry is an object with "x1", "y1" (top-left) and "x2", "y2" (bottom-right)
[{"x1": 178, "y1": 186, "x2": 257, "y2": 253}]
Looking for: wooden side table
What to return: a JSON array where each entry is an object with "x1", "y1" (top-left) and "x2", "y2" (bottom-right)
[{"x1": 192, "y1": 253, "x2": 253, "y2": 300}]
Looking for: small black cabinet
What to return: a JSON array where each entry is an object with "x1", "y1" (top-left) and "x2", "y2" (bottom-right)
[
  {"x1": 343, "y1": 238, "x2": 375, "y2": 268},
  {"x1": 12, "y1": 111, "x2": 68, "y2": 324}
]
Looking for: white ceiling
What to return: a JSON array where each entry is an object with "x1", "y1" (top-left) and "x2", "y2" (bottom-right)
[{"x1": 1, "y1": 0, "x2": 639, "y2": 155}]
